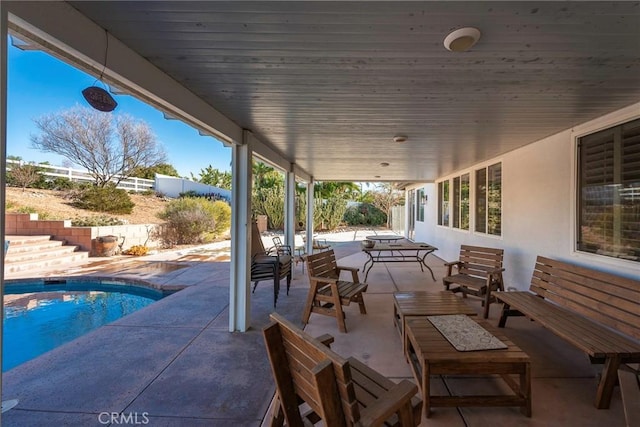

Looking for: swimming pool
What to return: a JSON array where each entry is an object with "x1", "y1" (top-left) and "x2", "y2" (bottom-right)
[{"x1": 3, "y1": 278, "x2": 172, "y2": 372}]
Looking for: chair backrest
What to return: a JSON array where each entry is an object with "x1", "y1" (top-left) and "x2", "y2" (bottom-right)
[
  {"x1": 458, "y1": 244, "x2": 504, "y2": 278},
  {"x1": 251, "y1": 220, "x2": 267, "y2": 256},
  {"x1": 263, "y1": 313, "x2": 360, "y2": 426},
  {"x1": 272, "y1": 236, "x2": 283, "y2": 248},
  {"x1": 306, "y1": 249, "x2": 339, "y2": 280}
]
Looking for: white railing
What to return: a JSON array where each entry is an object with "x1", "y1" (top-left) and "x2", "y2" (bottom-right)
[{"x1": 6, "y1": 160, "x2": 155, "y2": 192}]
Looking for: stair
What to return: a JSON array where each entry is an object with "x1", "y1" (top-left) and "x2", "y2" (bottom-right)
[{"x1": 4, "y1": 235, "x2": 89, "y2": 277}]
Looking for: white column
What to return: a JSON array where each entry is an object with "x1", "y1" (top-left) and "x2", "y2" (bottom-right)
[
  {"x1": 229, "y1": 130, "x2": 252, "y2": 332},
  {"x1": 0, "y1": 2, "x2": 8, "y2": 418},
  {"x1": 284, "y1": 168, "x2": 296, "y2": 249},
  {"x1": 305, "y1": 180, "x2": 315, "y2": 255}
]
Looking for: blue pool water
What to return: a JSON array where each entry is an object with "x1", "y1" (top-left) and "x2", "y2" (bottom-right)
[{"x1": 3, "y1": 279, "x2": 166, "y2": 372}]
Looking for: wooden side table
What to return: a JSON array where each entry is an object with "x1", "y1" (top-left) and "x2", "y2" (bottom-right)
[
  {"x1": 393, "y1": 291, "x2": 477, "y2": 352},
  {"x1": 404, "y1": 316, "x2": 531, "y2": 418}
]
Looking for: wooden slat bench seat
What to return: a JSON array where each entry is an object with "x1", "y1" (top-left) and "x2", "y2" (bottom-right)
[
  {"x1": 496, "y1": 256, "x2": 640, "y2": 409},
  {"x1": 263, "y1": 313, "x2": 422, "y2": 426},
  {"x1": 443, "y1": 245, "x2": 505, "y2": 318}
]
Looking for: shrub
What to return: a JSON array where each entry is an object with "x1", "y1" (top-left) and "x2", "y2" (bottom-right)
[
  {"x1": 123, "y1": 245, "x2": 149, "y2": 256},
  {"x1": 343, "y1": 203, "x2": 387, "y2": 226},
  {"x1": 71, "y1": 215, "x2": 126, "y2": 227},
  {"x1": 154, "y1": 197, "x2": 222, "y2": 246},
  {"x1": 9, "y1": 206, "x2": 50, "y2": 219},
  {"x1": 72, "y1": 185, "x2": 135, "y2": 214}
]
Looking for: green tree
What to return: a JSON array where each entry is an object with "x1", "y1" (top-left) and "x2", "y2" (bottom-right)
[
  {"x1": 314, "y1": 181, "x2": 360, "y2": 200},
  {"x1": 193, "y1": 165, "x2": 232, "y2": 190},
  {"x1": 31, "y1": 106, "x2": 167, "y2": 187},
  {"x1": 131, "y1": 163, "x2": 179, "y2": 179}
]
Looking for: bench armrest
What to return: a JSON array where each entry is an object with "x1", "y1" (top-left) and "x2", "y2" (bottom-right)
[
  {"x1": 315, "y1": 333, "x2": 335, "y2": 347},
  {"x1": 444, "y1": 260, "x2": 462, "y2": 268},
  {"x1": 309, "y1": 275, "x2": 338, "y2": 285},
  {"x1": 357, "y1": 380, "x2": 418, "y2": 426},
  {"x1": 337, "y1": 265, "x2": 361, "y2": 283}
]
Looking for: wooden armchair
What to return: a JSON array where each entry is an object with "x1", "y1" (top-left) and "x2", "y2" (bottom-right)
[
  {"x1": 251, "y1": 221, "x2": 292, "y2": 307},
  {"x1": 263, "y1": 313, "x2": 422, "y2": 427},
  {"x1": 302, "y1": 249, "x2": 368, "y2": 333},
  {"x1": 442, "y1": 244, "x2": 505, "y2": 318}
]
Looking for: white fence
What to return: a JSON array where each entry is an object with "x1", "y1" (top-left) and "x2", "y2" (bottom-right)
[
  {"x1": 7, "y1": 160, "x2": 155, "y2": 192},
  {"x1": 7, "y1": 161, "x2": 231, "y2": 200}
]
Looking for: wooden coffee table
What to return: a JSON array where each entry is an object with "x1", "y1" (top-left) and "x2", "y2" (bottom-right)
[
  {"x1": 393, "y1": 291, "x2": 477, "y2": 351},
  {"x1": 404, "y1": 316, "x2": 531, "y2": 418}
]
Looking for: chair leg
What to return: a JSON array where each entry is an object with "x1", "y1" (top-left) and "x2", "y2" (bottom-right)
[
  {"x1": 302, "y1": 282, "x2": 318, "y2": 325},
  {"x1": 252, "y1": 281, "x2": 259, "y2": 293},
  {"x1": 332, "y1": 284, "x2": 347, "y2": 333},
  {"x1": 355, "y1": 293, "x2": 367, "y2": 314}
]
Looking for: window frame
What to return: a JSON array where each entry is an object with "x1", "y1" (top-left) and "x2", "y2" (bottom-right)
[
  {"x1": 575, "y1": 117, "x2": 640, "y2": 264},
  {"x1": 475, "y1": 162, "x2": 502, "y2": 236}
]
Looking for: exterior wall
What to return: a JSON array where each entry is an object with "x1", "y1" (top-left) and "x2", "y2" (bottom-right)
[
  {"x1": 155, "y1": 174, "x2": 231, "y2": 200},
  {"x1": 5, "y1": 213, "x2": 159, "y2": 255},
  {"x1": 413, "y1": 102, "x2": 640, "y2": 290}
]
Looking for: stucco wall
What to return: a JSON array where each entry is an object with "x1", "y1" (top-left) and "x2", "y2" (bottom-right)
[{"x1": 412, "y1": 102, "x2": 640, "y2": 290}]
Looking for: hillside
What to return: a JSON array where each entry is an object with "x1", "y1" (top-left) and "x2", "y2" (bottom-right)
[{"x1": 5, "y1": 187, "x2": 168, "y2": 224}]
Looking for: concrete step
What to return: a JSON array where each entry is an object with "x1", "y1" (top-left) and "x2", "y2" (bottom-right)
[
  {"x1": 6, "y1": 245, "x2": 81, "y2": 263},
  {"x1": 4, "y1": 235, "x2": 89, "y2": 276},
  {"x1": 4, "y1": 251, "x2": 89, "y2": 275},
  {"x1": 5, "y1": 237, "x2": 66, "y2": 254}
]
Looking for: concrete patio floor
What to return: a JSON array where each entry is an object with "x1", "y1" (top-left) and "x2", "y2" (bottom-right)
[{"x1": 1, "y1": 231, "x2": 629, "y2": 426}]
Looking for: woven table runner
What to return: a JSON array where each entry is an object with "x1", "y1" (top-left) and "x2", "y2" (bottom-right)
[{"x1": 427, "y1": 314, "x2": 507, "y2": 351}]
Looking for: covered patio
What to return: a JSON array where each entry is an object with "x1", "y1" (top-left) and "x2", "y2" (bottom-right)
[
  {"x1": 1, "y1": 1, "x2": 639, "y2": 426},
  {"x1": 0, "y1": 239, "x2": 628, "y2": 425}
]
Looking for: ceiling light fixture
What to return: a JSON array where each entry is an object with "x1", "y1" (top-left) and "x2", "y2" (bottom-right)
[
  {"x1": 380, "y1": 162, "x2": 390, "y2": 167},
  {"x1": 393, "y1": 135, "x2": 408, "y2": 143},
  {"x1": 443, "y1": 27, "x2": 481, "y2": 52}
]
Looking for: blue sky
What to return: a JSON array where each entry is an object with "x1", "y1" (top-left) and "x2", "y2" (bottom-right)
[{"x1": 6, "y1": 38, "x2": 231, "y2": 178}]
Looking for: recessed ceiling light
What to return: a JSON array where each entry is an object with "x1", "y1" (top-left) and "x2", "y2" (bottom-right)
[
  {"x1": 393, "y1": 135, "x2": 408, "y2": 143},
  {"x1": 380, "y1": 162, "x2": 390, "y2": 167},
  {"x1": 444, "y1": 27, "x2": 481, "y2": 52}
]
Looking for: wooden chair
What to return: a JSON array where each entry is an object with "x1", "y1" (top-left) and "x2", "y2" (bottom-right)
[
  {"x1": 442, "y1": 245, "x2": 505, "y2": 318},
  {"x1": 263, "y1": 313, "x2": 422, "y2": 427},
  {"x1": 302, "y1": 249, "x2": 368, "y2": 333},
  {"x1": 251, "y1": 221, "x2": 292, "y2": 307}
]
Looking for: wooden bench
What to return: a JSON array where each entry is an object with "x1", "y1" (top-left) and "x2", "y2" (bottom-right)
[
  {"x1": 263, "y1": 313, "x2": 422, "y2": 426},
  {"x1": 443, "y1": 245, "x2": 505, "y2": 318},
  {"x1": 496, "y1": 256, "x2": 640, "y2": 409},
  {"x1": 303, "y1": 249, "x2": 368, "y2": 333},
  {"x1": 618, "y1": 364, "x2": 640, "y2": 427}
]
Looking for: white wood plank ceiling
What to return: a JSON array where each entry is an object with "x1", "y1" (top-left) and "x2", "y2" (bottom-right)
[{"x1": 67, "y1": 1, "x2": 640, "y2": 182}]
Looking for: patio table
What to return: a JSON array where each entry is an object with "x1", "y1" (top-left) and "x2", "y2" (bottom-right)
[
  {"x1": 361, "y1": 242, "x2": 437, "y2": 281},
  {"x1": 404, "y1": 316, "x2": 531, "y2": 418},
  {"x1": 365, "y1": 235, "x2": 404, "y2": 243},
  {"x1": 393, "y1": 291, "x2": 477, "y2": 352}
]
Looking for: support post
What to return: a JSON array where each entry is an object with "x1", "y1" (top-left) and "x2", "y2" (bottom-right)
[
  {"x1": 0, "y1": 2, "x2": 8, "y2": 419},
  {"x1": 306, "y1": 180, "x2": 314, "y2": 255},
  {"x1": 229, "y1": 130, "x2": 252, "y2": 332},
  {"x1": 284, "y1": 168, "x2": 296, "y2": 250}
]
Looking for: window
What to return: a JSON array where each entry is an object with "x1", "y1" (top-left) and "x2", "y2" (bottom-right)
[
  {"x1": 453, "y1": 174, "x2": 470, "y2": 230},
  {"x1": 438, "y1": 180, "x2": 449, "y2": 226},
  {"x1": 475, "y1": 163, "x2": 502, "y2": 235},
  {"x1": 417, "y1": 188, "x2": 425, "y2": 222},
  {"x1": 577, "y1": 118, "x2": 640, "y2": 262}
]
